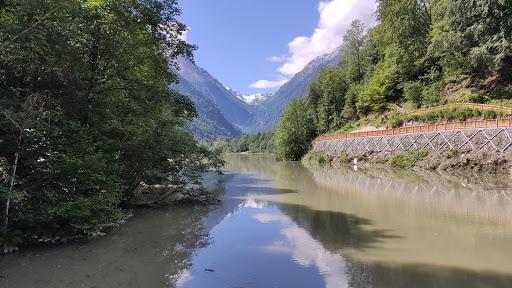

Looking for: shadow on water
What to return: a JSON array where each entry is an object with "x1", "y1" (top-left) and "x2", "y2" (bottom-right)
[{"x1": 279, "y1": 202, "x2": 399, "y2": 250}]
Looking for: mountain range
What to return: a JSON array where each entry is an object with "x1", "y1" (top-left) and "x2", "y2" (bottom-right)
[{"x1": 173, "y1": 47, "x2": 342, "y2": 141}]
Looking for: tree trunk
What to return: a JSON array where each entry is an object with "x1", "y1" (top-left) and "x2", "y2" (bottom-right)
[{"x1": 4, "y1": 132, "x2": 21, "y2": 229}]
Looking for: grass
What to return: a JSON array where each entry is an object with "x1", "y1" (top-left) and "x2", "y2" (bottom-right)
[{"x1": 390, "y1": 150, "x2": 429, "y2": 168}]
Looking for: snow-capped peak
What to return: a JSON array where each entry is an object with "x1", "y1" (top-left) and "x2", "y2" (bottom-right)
[{"x1": 224, "y1": 86, "x2": 272, "y2": 104}]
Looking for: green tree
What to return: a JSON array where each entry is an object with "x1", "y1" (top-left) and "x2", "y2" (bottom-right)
[
  {"x1": 274, "y1": 98, "x2": 316, "y2": 161},
  {"x1": 429, "y1": 0, "x2": 512, "y2": 78},
  {"x1": 0, "y1": 0, "x2": 222, "y2": 250},
  {"x1": 339, "y1": 20, "x2": 367, "y2": 84}
]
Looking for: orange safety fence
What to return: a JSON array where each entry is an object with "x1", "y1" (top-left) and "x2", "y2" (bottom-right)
[
  {"x1": 408, "y1": 103, "x2": 512, "y2": 116},
  {"x1": 313, "y1": 118, "x2": 512, "y2": 143}
]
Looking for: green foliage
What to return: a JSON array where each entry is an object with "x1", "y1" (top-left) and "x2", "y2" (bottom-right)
[
  {"x1": 0, "y1": 0, "x2": 223, "y2": 250},
  {"x1": 390, "y1": 151, "x2": 429, "y2": 168},
  {"x1": 220, "y1": 131, "x2": 275, "y2": 154},
  {"x1": 338, "y1": 153, "x2": 349, "y2": 163},
  {"x1": 429, "y1": 0, "x2": 512, "y2": 78},
  {"x1": 274, "y1": 98, "x2": 316, "y2": 160},
  {"x1": 446, "y1": 149, "x2": 459, "y2": 159},
  {"x1": 371, "y1": 158, "x2": 389, "y2": 164},
  {"x1": 339, "y1": 20, "x2": 367, "y2": 84},
  {"x1": 302, "y1": 153, "x2": 314, "y2": 161},
  {"x1": 277, "y1": 0, "x2": 512, "y2": 163},
  {"x1": 482, "y1": 109, "x2": 497, "y2": 120},
  {"x1": 404, "y1": 81, "x2": 424, "y2": 108}
]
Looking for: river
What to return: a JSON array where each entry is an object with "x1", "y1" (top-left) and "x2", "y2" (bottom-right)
[{"x1": 2, "y1": 154, "x2": 512, "y2": 287}]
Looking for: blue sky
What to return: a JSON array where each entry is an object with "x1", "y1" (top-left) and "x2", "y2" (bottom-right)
[{"x1": 178, "y1": 0, "x2": 377, "y2": 94}]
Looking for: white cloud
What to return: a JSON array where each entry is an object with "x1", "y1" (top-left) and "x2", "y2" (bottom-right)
[
  {"x1": 249, "y1": 76, "x2": 289, "y2": 89},
  {"x1": 267, "y1": 56, "x2": 285, "y2": 62},
  {"x1": 277, "y1": 0, "x2": 377, "y2": 75},
  {"x1": 179, "y1": 27, "x2": 189, "y2": 42}
]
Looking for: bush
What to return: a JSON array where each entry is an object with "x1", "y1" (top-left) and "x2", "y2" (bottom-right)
[
  {"x1": 302, "y1": 153, "x2": 314, "y2": 161},
  {"x1": 390, "y1": 154, "x2": 406, "y2": 167},
  {"x1": 482, "y1": 109, "x2": 497, "y2": 119},
  {"x1": 446, "y1": 149, "x2": 458, "y2": 159},
  {"x1": 338, "y1": 152, "x2": 348, "y2": 163},
  {"x1": 390, "y1": 150, "x2": 428, "y2": 168}
]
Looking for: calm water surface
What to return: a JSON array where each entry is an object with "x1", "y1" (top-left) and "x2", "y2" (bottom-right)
[{"x1": 2, "y1": 154, "x2": 512, "y2": 287}]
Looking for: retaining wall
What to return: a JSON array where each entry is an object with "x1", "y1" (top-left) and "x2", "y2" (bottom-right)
[{"x1": 313, "y1": 128, "x2": 512, "y2": 156}]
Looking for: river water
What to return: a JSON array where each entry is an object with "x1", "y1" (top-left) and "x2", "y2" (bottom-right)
[{"x1": 2, "y1": 154, "x2": 512, "y2": 287}]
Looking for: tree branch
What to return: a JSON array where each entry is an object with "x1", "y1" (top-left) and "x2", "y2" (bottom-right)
[{"x1": 0, "y1": 8, "x2": 57, "y2": 52}]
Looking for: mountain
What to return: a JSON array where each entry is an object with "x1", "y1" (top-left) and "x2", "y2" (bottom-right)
[
  {"x1": 247, "y1": 47, "x2": 342, "y2": 133},
  {"x1": 171, "y1": 46, "x2": 341, "y2": 138},
  {"x1": 175, "y1": 58, "x2": 254, "y2": 128},
  {"x1": 224, "y1": 86, "x2": 272, "y2": 105},
  {"x1": 171, "y1": 73, "x2": 243, "y2": 141}
]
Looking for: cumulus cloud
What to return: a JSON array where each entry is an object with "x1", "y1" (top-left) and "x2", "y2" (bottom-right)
[
  {"x1": 278, "y1": 0, "x2": 377, "y2": 75},
  {"x1": 267, "y1": 56, "x2": 286, "y2": 62},
  {"x1": 249, "y1": 76, "x2": 289, "y2": 89},
  {"x1": 251, "y1": 0, "x2": 377, "y2": 89}
]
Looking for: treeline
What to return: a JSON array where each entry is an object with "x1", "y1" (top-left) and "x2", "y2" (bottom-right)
[
  {"x1": 221, "y1": 131, "x2": 275, "y2": 153},
  {"x1": 274, "y1": 0, "x2": 512, "y2": 160},
  {"x1": 0, "y1": 0, "x2": 223, "y2": 251}
]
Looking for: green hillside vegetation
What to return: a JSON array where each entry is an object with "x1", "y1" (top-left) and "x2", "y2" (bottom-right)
[
  {"x1": 217, "y1": 131, "x2": 275, "y2": 154},
  {"x1": 0, "y1": 0, "x2": 224, "y2": 251},
  {"x1": 273, "y1": 0, "x2": 512, "y2": 160}
]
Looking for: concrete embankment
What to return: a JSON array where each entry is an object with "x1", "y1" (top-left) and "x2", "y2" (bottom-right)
[{"x1": 311, "y1": 125, "x2": 512, "y2": 174}]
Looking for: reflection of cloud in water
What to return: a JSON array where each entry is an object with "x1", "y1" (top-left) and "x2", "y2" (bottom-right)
[
  {"x1": 253, "y1": 213, "x2": 349, "y2": 288},
  {"x1": 224, "y1": 196, "x2": 271, "y2": 219},
  {"x1": 252, "y1": 213, "x2": 291, "y2": 224},
  {"x1": 173, "y1": 270, "x2": 193, "y2": 287}
]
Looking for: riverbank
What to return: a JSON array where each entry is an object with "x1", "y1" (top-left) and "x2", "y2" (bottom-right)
[{"x1": 304, "y1": 149, "x2": 512, "y2": 175}]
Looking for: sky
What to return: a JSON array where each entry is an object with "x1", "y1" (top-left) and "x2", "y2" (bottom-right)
[{"x1": 178, "y1": 0, "x2": 377, "y2": 95}]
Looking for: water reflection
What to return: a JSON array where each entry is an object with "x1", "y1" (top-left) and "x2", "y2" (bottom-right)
[
  {"x1": 253, "y1": 212, "x2": 349, "y2": 288},
  {"x1": 177, "y1": 195, "x2": 351, "y2": 288},
  {"x1": 0, "y1": 205, "x2": 217, "y2": 287},
  {"x1": 244, "y1": 161, "x2": 511, "y2": 274},
  {"x1": 280, "y1": 203, "x2": 399, "y2": 250},
  {"x1": 3, "y1": 154, "x2": 512, "y2": 288}
]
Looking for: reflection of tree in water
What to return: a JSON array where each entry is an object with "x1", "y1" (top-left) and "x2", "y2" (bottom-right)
[
  {"x1": 225, "y1": 154, "x2": 276, "y2": 175},
  {"x1": 279, "y1": 201, "x2": 512, "y2": 288},
  {"x1": 346, "y1": 260, "x2": 512, "y2": 288},
  {"x1": 273, "y1": 161, "x2": 318, "y2": 189},
  {"x1": 0, "y1": 204, "x2": 219, "y2": 287},
  {"x1": 279, "y1": 202, "x2": 398, "y2": 251},
  {"x1": 157, "y1": 205, "x2": 217, "y2": 286}
]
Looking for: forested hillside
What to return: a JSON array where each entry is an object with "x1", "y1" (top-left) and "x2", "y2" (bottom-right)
[
  {"x1": 175, "y1": 57, "x2": 256, "y2": 128},
  {"x1": 0, "y1": 0, "x2": 223, "y2": 250},
  {"x1": 274, "y1": 0, "x2": 512, "y2": 160},
  {"x1": 247, "y1": 48, "x2": 341, "y2": 133},
  {"x1": 171, "y1": 73, "x2": 243, "y2": 141}
]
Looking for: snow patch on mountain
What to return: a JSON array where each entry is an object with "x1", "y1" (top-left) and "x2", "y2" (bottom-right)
[{"x1": 223, "y1": 85, "x2": 273, "y2": 104}]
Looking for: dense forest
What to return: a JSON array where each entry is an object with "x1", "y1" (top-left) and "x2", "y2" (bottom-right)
[
  {"x1": 273, "y1": 0, "x2": 512, "y2": 160},
  {"x1": 0, "y1": 0, "x2": 223, "y2": 251}
]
